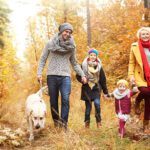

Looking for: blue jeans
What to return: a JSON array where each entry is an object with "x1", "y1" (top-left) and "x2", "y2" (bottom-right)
[
  {"x1": 85, "y1": 98, "x2": 101, "y2": 123},
  {"x1": 47, "y1": 75, "x2": 71, "y2": 127}
]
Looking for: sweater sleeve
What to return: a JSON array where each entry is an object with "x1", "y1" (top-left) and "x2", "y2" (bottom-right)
[
  {"x1": 37, "y1": 41, "x2": 50, "y2": 75},
  {"x1": 130, "y1": 89, "x2": 138, "y2": 96},
  {"x1": 76, "y1": 74, "x2": 82, "y2": 83},
  {"x1": 99, "y1": 67, "x2": 108, "y2": 94},
  {"x1": 70, "y1": 49, "x2": 85, "y2": 77}
]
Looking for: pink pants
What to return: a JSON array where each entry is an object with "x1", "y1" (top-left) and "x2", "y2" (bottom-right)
[{"x1": 136, "y1": 87, "x2": 150, "y2": 120}]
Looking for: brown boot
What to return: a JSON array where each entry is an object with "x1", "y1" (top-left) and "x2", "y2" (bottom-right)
[
  {"x1": 143, "y1": 120, "x2": 150, "y2": 134},
  {"x1": 135, "y1": 100, "x2": 141, "y2": 115},
  {"x1": 97, "y1": 122, "x2": 101, "y2": 129},
  {"x1": 85, "y1": 122, "x2": 90, "y2": 129}
]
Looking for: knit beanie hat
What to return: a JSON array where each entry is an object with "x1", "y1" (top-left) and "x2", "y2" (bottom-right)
[
  {"x1": 117, "y1": 79, "x2": 129, "y2": 88},
  {"x1": 88, "y1": 49, "x2": 98, "y2": 55},
  {"x1": 58, "y1": 23, "x2": 73, "y2": 34}
]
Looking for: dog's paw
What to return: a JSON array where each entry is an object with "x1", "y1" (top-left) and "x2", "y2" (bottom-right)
[{"x1": 29, "y1": 135, "x2": 34, "y2": 141}]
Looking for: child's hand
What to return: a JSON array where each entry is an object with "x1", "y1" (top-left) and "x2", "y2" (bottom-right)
[
  {"x1": 103, "y1": 93, "x2": 113, "y2": 98},
  {"x1": 127, "y1": 92, "x2": 130, "y2": 98},
  {"x1": 81, "y1": 76, "x2": 87, "y2": 84},
  {"x1": 103, "y1": 94, "x2": 108, "y2": 98},
  {"x1": 107, "y1": 93, "x2": 114, "y2": 97},
  {"x1": 131, "y1": 82, "x2": 138, "y2": 93},
  {"x1": 133, "y1": 86, "x2": 138, "y2": 92}
]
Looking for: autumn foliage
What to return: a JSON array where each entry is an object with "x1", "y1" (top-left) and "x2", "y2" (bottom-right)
[
  {"x1": 0, "y1": 0, "x2": 21, "y2": 98},
  {"x1": 23, "y1": 0, "x2": 148, "y2": 89},
  {"x1": 0, "y1": 0, "x2": 148, "y2": 111},
  {"x1": 0, "y1": 0, "x2": 150, "y2": 148}
]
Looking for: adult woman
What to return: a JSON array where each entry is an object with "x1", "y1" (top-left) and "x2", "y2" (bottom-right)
[
  {"x1": 37, "y1": 23, "x2": 86, "y2": 130},
  {"x1": 128, "y1": 27, "x2": 150, "y2": 134}
]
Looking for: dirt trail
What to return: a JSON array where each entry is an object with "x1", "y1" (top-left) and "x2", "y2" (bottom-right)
[{"x1": 0, "y1": 82, "x2": 150, "y2": 149}]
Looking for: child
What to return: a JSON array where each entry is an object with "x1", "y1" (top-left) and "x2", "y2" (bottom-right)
[
  {"x1": 76, "y1": 48, "x2": 108, "y2": 129},
  {"x1": 108, "y1": 79, "x2": 138, "y2": 137}
]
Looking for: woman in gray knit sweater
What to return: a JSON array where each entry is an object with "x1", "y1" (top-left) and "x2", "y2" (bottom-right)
[{"x1": 37, "y1": 23, "x2": 86, "y2": 130}]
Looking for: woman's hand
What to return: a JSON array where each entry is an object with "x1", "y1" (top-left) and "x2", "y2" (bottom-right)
[{"x1": 130, "y1": 77, "x2": 135, "y2": 84}]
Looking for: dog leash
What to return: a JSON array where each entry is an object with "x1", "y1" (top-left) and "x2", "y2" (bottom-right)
[
  {"x1": 40, "y1": 80, "x2": 43, "y2": 89},
  {"x1": 39, "y1": 80, "x2": 48, "y2": 96},
  {"x1": 39, "y1": 80, "x2": 43, "y2": 97}
]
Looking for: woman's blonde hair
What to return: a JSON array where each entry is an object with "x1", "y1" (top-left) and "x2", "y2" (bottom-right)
[{"x1": 137, "y1": 27, "x2": 150, "y2": 39}]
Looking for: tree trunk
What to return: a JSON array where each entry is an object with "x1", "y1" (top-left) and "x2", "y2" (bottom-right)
[
  {"x1": 86, "y1": 0, "x2": 91, "y2": 48},
  {"x1": 144, "y1": 0, "x2": 150, "y2": 21},
  {"x1": 64, "y1": 0, "x2": 67, "y2": 22}
]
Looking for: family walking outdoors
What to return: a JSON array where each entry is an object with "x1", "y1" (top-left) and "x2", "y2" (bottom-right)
[{"x1": 37, "y1": 23, "x2": 150, "y2": 137}]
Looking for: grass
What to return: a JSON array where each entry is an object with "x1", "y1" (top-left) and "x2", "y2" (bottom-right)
[{"x1": 0, "y1": 80, "x2": 150, "y2": 149}]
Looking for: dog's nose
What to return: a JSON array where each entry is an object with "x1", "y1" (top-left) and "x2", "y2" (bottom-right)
[{"x1": 35, "y1": 124, "x2": 40, "y2": 129}]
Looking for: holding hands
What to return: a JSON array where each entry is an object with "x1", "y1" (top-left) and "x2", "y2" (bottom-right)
[
  {"x1": 81, "y1": 76, "x2": 87, "y2": 84},
  {"x1": 130, "y1": 77, "x2": 135, "y2": 84}
]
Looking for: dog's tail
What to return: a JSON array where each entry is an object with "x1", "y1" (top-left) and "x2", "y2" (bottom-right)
[{"x1": 36, "y1": 86, "x2": 48, "y2": 97}]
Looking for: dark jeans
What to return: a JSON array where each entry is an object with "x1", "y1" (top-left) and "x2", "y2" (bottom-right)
[
  {"x1": 85, "y1": 98, "x2": 101, "y2": 123},
  {"x1": 136, "y1": 87, "x2": 150, "y2": 120},
  {"x1": 47, "y1": 75, "x2": 71, "y2": 127}
]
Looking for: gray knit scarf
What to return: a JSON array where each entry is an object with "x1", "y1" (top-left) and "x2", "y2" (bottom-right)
[
  {"x1": 48, "y1": 33, "x2": 76, "y2": 53},
  {"x1": 113, "y1": 89, "x2": 130, "y2": 100}
]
